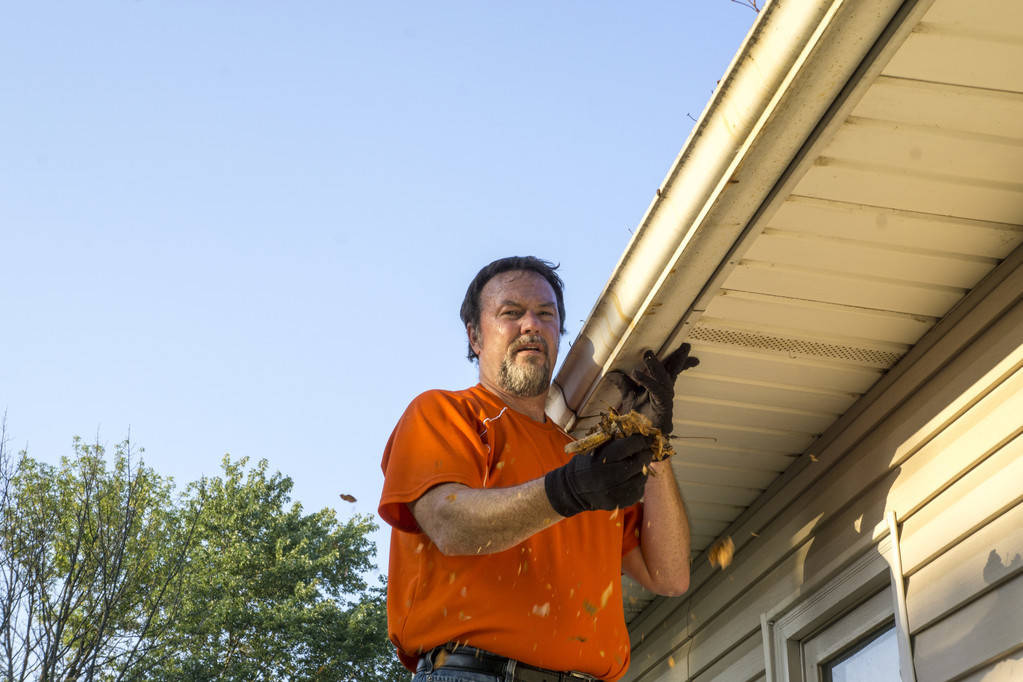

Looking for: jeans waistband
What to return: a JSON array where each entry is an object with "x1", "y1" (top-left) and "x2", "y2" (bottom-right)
[{"x1": 418, "y1": 643, "x2": 599, "y2": 681}]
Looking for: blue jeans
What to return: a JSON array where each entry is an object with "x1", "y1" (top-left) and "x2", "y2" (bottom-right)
[{"x1": 412, "y1": 671, "x2": 501, "y2": 682}]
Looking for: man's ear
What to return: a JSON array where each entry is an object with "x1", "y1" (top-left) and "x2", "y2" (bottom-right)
[{"x1": 467, "y1": 324, "x2": 481, "y2": 356}]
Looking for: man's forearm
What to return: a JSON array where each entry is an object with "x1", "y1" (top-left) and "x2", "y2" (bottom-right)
[
  {"x1": 411, "y1": 479, "x2": 563, "y2": 556},
  {"x1": 638, "y1": 459, "x2": 691, "y2": 595}
]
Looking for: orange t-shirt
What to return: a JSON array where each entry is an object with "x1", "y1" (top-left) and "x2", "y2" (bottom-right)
[{"x1": 379, "y1": 385, "x2": 642, "y2": 680}]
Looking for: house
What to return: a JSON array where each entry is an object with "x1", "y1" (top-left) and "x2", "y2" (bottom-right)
[{"x1": 548, "y1": 0, "x2": 1023, "y2": 679}]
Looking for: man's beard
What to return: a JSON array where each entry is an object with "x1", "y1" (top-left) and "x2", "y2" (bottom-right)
[{"x1": 498, "y1": 337, "x2": 552, "y2": 397}]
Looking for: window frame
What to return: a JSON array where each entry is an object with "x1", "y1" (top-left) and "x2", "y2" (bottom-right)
[
  {"x1": 804, "y1": 589, "x2": 897, "y2": 680},
  {"x1": 761, "y1": 536, "x2": 906, "y2": 682}
]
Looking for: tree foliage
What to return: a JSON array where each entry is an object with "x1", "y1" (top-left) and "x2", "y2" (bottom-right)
[
  {"x1": 0, "y1": 426, "x2": 404, "y2": 681},
  {"x1": 151, "y1": 455, "x2": 404, "y2": 681},
  {"x1": 0, "y1": 432, "x2": 198, "y2": 681}
]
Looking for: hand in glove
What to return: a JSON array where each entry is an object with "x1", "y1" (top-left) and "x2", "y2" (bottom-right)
[
  {"x1": 544, "y1": 433, "x2": 653, "y2": 517},
  {"x1": 606, "y1": 343, "x2": 700, "y2": 434}
]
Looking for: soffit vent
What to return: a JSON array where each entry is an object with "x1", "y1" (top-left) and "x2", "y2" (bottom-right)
[{"x1": 689, "y1": 324, "x2": 903, "y2": 368}]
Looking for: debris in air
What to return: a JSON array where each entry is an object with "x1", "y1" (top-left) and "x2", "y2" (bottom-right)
[
  {"x1": 339, "y1": 493, "x2": 357, "y2": 503},
  {"x1": 709, "y1": 536, "x2": 735, "y2": 570},
  {"x1": 599, "y1": 581, "x2": 615, "y2": 609}
]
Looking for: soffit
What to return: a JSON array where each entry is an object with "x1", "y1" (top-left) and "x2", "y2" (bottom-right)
[{"x1": 617, "y1": 0, "x2": 1023, "y2": 621}]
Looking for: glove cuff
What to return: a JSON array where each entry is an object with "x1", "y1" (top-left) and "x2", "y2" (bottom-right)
[{"x1": 544, "y1": 467, "x2": 586, "y2": 518}]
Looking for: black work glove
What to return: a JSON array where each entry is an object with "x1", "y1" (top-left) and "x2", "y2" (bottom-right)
[
  {"x1": 545, "y1": 433, "x2": 653, "y2": 518},
  {"x1": 606, "y1": 343, "x2": 700, "y2": 434}
]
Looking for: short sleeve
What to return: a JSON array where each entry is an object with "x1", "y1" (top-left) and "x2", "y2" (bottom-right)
[
  {"x1": 378, "y1": 391, "x2": 490, "y2": 533},
  {"x1": 621, "y1": 503, "x2": 643, "y2": 556}
]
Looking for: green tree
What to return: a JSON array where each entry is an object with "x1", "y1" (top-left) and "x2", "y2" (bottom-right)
[
  {"x1": 0, "y1": 429, "x2": 200, "y2": 681},
  {"x1": 152, "y1": 455, "x2": 405, "y2": 681},
  {"x1": 1, "y1": 426, "x2": 405, "y2": 681}
]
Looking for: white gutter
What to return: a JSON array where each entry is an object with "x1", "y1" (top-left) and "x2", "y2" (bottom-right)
[{"x1": 548, "y1": 0, "x2": 915, "y2": 432}]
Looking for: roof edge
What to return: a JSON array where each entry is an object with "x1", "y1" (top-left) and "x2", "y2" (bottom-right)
[{"x1": 549, "y1": 0, "x2": 910, "y2": 431}]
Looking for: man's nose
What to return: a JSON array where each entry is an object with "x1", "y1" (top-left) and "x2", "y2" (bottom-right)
[{"x1": 519, "y1": 311, "x2": 544, "y2": 334}]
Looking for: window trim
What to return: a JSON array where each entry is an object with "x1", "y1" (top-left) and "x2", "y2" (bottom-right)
[
  {"x1": 805, "y1": 591, "x2": 896, "y2": 679},
  {"x1": 761, "y1": 536, "x2": 899, "y2": 682}
]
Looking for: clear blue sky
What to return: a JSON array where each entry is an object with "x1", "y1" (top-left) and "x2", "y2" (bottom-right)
[{"x1": 1, "y1": 1, "x2": 755, "y2": 574}]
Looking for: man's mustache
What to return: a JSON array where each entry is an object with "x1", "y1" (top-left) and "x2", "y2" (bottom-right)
[{"x1": 509, "y1": 335, "x2": 549, "y2": 355}]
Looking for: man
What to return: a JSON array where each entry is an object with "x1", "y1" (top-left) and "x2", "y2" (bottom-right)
[{"x1": 379, "y1": 256, "x2": 696, "y2": 681}]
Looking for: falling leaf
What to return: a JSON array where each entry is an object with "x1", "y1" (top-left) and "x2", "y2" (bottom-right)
[
  {"x1": 458, "y1": 611, "x2": 471, "y2": 621},
  {"x1": 570, "y1": 635, "x2": 587, "y2": 642},
  {"x1": 532, "y1": 602, "x2": 550, "y2": 617},
  {"x1": 496, "y1": 461, "x2": 506, "y2": 470},
  {"x1": 600, "y1": 581, "x2": 614, "y2": 609},
  {"x1": 415, "y1": 542, "x2": 425, "y2": 553},
  {"x1": 609, "y1": 507, "x2": 619, "y2": 520},
  {"x1": 583, "y1": 600, "x2": 598, "y2": 616},
  {"x1": 339, "y1": 493, "x2": 357, "y2": 503},
  {"x1": 708, "y1": 536, "x2": 735, "y2": 569},
  {"x1": 460, "y1": 586, "x2": 467, "y2": 597},
  {"x1": 446, "y1": 493, "x2": 458, "y2": 501},
  {"x1": 668, "y1": 656, "x2": 676, "y2": 668},
  {"x1": 435, "y1": 651, "x2": 450, "y2": 667},
  {"x1": 750, "y1": 531, "x2": 759, "y2": 537},
  {"x1": 809, "y1": 454, "x2": 819, "y2": 462},
  {"x1": 448, "y1": 572, "x2": 456, "y2": 584}
]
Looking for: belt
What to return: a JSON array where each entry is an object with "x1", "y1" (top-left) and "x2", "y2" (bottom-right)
[{"x1": 418, "y1": 644, "x2": 599, "y2": 681}]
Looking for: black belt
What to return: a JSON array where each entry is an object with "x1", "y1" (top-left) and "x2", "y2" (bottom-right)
[{"x1": 418, "y1": 644, "x2": 599, "y2": 681}]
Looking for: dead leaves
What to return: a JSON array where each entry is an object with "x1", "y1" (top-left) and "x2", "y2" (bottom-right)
[
  {"x1": 338, "y1": 493, "x2": 356, "y2": 503},
  {"x1": 564, "y1": 409, "x2": 675, "y2": 462},
  {"x1": 708, "y1": 536, "x2": 735, "y2": 570}
]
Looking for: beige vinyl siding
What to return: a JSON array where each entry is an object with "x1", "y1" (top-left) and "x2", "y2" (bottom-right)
[{"x1": 624, "y1": 251, "x2": 1023, "y2": 681}]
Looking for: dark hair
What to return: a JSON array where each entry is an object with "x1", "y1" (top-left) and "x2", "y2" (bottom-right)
[{"x1": 460, "y1": 256, "x2": 567, "y2": 362}]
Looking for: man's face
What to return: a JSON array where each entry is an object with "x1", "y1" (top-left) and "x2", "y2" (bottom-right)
[{"x1": 469, "y1": 270, "x2": 561, "y2": 398}]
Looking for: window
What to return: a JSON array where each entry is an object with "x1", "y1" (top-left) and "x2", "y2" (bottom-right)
[
  {"x1": 823, "y1": 624, "x2": 899, "y2": 682},
  {"x1": 763, "y1": 537, "x2": 907, "y2": 682},
  {"x1": 800, "y1": 586, "x2": 899, "y2": 681}
]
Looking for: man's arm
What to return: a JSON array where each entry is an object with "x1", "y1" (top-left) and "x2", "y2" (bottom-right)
[
  {"x1": 411, "y1": 433, "x2": 654, "y2": 556},
  {"x1": 622, "y1": 459, "x2": 691, "y2": 596},
  {"x1": 614, "y1": 345, "x2": 698, "y2": 597},
  {"x1": 410, "y1": 479, "x2": 561, "y2": 556}
]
